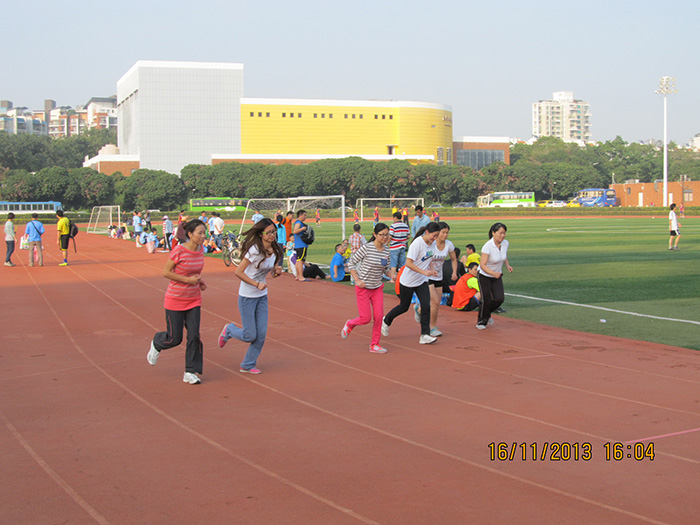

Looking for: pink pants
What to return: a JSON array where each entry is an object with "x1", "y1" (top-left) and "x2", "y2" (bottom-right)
[{"x1": 347, "y1": 285, "x2": 384, "y2": 345}]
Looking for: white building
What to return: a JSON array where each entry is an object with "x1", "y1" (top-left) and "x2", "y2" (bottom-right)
[
  {"x1": 532, "y1": 91, "x2": 592, "y2": 143},
  {"x1": 116, "y1": 60, "x2": 244, "y2": 175}
]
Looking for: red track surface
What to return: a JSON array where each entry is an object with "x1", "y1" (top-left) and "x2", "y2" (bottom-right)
[{"x1": 2, "y1": 232, "x2": 699, "y2": 524}]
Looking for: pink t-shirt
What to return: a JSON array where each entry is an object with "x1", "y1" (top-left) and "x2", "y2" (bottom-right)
[{"x1": 164, "y1": 244, "x2": 204, "y2": 311}]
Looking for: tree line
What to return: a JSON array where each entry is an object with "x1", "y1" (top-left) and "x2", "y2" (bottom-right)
[{"x1": 1, "y1": 132, "x2": 699, "y2": 210}]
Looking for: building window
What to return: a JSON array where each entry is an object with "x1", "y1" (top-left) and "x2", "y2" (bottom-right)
[
  {"x1": 282, "y1": 113, "x2": 286, "y2": 118},
  {"x1": 321, "y1": 114, "x2": 325, "y2": 118},
  {"x1": 250, "y1": 112, "x2": 254, "y2": 117},
  {"x1": 345, "y1": 114, "x2": 348, "y2": 119},
  {"x1": 375, "y1": 115, "x2": 378, "y2": 119},
  {"x1": 329, "y1": 114, "x2": 333, "y2": 118},
  {"x1": 258, "y1": 112, "x2": 262, "y2": 117},
  {"x1": 266, "y1": 112, "x2": 270, "y2": 117},
  {"x1": 298, "y1": 113, "x2": 302, "y2": 118},
  {"x1": 455, "y1": 149, "x2": 505, "y2": 170},
  {"x1": 389, "y1": 115, "x2": 393, "y2": 120},
  {"x1": 382, "y1": 115, "x2": 386, "y2": 119},
  {"x1": 290, "y1": 113, "x2": 294, "y2": 118},
  {"x1": 359, "y1": 114, "x2": 363, "y2": 119},
  {"x1": 314, "y1": 113, "x2": 318, "y2": 118},
  {"x1": 352, "y1": 114, "x2": 356, "y2": 119}
]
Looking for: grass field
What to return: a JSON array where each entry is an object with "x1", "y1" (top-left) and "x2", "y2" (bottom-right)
[{"x1": 286, "y1": 215, "x2": 699, "y2": 351}]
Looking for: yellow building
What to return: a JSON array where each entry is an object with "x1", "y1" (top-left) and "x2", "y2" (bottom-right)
[{"x1": 215, "y1": 98, "x2": 453, "y2": 165}]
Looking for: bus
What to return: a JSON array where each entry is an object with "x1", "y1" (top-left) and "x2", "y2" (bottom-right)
[
  {"x1": 477, "y1": 191, "x2": 536, "y2": 208},
  {"x1": 574, "y1": 188, "x2": 618, "y2": 207},
  {"x1": 189, "y1": 198, "x2": 249, "y2": 212},
  {"x1": 0, "y1": 201, "x2": 63, "y2": 215}
]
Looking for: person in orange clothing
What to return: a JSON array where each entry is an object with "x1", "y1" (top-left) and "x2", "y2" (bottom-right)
[{"x1": 452, "y1": 262, "x2": 481, "y2": 312}]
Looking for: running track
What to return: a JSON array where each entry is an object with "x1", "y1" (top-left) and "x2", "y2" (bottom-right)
[{"x1": 2, "y1": 232, "x2": 699, "y2": 524}]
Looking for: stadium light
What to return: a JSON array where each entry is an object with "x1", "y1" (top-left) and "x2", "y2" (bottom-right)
[{"x1": 655, "y1": 76, "x2": 677, "y2": 207}]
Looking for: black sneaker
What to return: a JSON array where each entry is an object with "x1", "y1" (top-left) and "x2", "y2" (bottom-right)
[{"x1": 495, "y1": 307, "x2": 506, "y2": 313}]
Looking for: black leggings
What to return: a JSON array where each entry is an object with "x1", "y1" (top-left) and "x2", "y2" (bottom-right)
[
  {"x1": 153, "y1": 307, "x2": 203, "y2": 373},
  {"x1": 477, "y1": 274, "x2": 504, "y2": 326},
  {"x1": 384, "y1": 281, "x2": 431, "y2": 335}
]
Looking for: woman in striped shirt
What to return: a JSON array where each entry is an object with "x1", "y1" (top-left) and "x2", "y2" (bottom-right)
[
  {"x1": 147, "y1": 219, "x2": 208, "y2": 385},
  {"x1": 341, "y1": 222, "x2": 392, "y2": 353}
]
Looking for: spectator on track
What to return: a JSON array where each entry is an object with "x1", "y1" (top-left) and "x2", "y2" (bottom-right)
[
  {"x1": 292, "y1": 209, "x2": 310, "y2": 281},
  {"x1": 331, "y1": 243, "x2": 350, "y2": 282},
  {"x1": 24, "y1": 212, "x2": 45, "y2": 267},
  {"x1": 452, "y1": 262, "x2": 481, "y2": 312},
  {"x1": 389, "y1": 211, "x2": 410, "y2": 278}
]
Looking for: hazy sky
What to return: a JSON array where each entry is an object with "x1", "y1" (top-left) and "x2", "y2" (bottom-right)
[{"x1": 6, "y1": 0, "x2": 699, "y2": 143}]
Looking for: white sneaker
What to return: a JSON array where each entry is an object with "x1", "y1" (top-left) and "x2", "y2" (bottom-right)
[
  {"x1": 147, "y1": 340, "x2": 159, "y2": 365},
  {"x1": 430, "y1": 327, "x2": 443, "y2": 337},
  {"x1": 369, "y1": 344, "x2": 388, "y2": 354},
  {"x1": 476, "y1": 323, "x2": 487, "y2": 330},
  {"x1": 419, "y1": 334, "x2": 437, "y2": 344},
  {"x1": 488, "y1": 318, "x2": 494, "y2": 325},
  {"x1": 413, "y1": 303, "x2": 421, "y2": 323},
  {"x1": 381, "y1": 319, "x2": 390, "y2": 337},
  {"x1": 183, "y1": 372, "x2": 201, "y2": 384}
]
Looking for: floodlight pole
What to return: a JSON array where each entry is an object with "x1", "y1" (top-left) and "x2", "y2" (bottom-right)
[{"x1": 655, "y1": 76, "x2": 677, "y2": 208}]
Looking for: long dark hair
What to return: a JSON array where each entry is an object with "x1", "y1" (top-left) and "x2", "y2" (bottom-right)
[
  {"x1": 368, "y1": 222, "x2": 389, "y2": 242},
  {"x1": 413, "y1": 221, "x2": 441, "y2": 242},
  {"x1": 488, "y1": 222, "x2": 507, "y2": 239},
  {"x1": 241, "y1": 217, "x2": 284, "y2": 268}
]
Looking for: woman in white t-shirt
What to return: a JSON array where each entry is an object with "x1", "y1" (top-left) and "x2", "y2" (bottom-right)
[
  {"x1": 477, "y1": 222, "x2": 513, "y2": 330},
  {"x1": 382, "y1": 222, "x2": 441, "y2": 345},
  {"x1": 669, "y1": 203, "x2": 681, "y2": 250},
  {"x1": 218, "y1": 218, "x2": 283, "y2": 374}
]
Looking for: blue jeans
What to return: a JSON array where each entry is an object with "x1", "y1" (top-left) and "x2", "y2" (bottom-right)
[
  {"x1": 5, "y1": 240, "x2": 15, "y2": 263},
  {"x1": 213, "y1": 233, "x2": 222, "y2": 249},
  {"x1": 224, "y1": 295, "x2": 268, "y2": 370},
  {"x1": 389, "y1": 247, "x2": 406, "y2": 271}
]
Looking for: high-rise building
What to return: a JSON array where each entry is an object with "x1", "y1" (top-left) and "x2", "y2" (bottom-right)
[
  {"x1": 116, "y1": 60, "x2": 244, "y2": 175},
  {"x1": 532, "y1": 91, "x2": 592, "y2": 143}
]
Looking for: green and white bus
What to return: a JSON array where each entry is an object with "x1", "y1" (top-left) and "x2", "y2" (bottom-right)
[
  {"x1": 189, "y1": 198, "x2": 249, "y2": 212},
  {"x1": 477, "y1": 191, "x2": 536, "y2": 208}
]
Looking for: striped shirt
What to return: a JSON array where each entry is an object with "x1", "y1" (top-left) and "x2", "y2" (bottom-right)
[
  {"x1": 350, "y1": 232, "x2": 366, "y2": 252},
  {"x1": 164, "y1": 244, "x2": 204, "y2": 311},
  {"x1": 349, "y1": 242, "x2": 389, "y2": 290},
  {"x1": 389, "y1": 220, "x2": 410, "y2": 251}
]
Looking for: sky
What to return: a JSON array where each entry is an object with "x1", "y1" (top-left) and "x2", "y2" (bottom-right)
[{"x1": 5, "y1": 0, "x2": 699, "y2": 144}]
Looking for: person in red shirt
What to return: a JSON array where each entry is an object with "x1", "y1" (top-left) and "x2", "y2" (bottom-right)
[{"x1": 147, "y1": 219, "x2": 208, "y2": 385}]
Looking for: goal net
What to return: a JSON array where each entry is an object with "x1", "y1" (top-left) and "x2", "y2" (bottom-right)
[
  {"x1": 356, "y1": 197, "x2": 424, "y2": 222},
  {"x1": 87, "y1": 205, "x2": 121, "y2": 234},
  {"x1": 240, "y1": 195, "x2": 347, "y2": 239}
]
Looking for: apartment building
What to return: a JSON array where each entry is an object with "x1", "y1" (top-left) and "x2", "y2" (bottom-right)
[{"x1": 532, "y1": 91, "x2": 592, "y2": 143}]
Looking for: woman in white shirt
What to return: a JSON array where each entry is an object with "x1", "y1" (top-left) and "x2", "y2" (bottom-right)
[
  {"x1": 218, "y1": 218, "x2": 283, "y2": 374},
  {"x1": 382, "y1": 222, "x2": 441, "y2": 345},
  {"x1": 414, "y1": 221, "x2": 458, "y2": 337},
  {"x1": 669, "y1": 203, "x2": 681, "y2": 250},
  {"x1": 477, "y1": 223, "x2": 513, "y2": 330}
]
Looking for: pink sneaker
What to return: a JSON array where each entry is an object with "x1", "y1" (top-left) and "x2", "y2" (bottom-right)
[
  {"x1": 218, "y1": 326, "x2": 227, "y2": 348},
  {"x1": 369, "y1": 344, "x2": 387, "y2": 354},
  {"x1": 341, "y1": 321, "x2": 352, "y2": 339},
  {"x1": 240, "y1": 367, "x2": 262, "y2": 374}
]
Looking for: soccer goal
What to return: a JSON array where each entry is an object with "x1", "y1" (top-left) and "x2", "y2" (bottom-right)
[
  {"x1": 240, "y1": 195, "x2": 347, "y2": 239},
  {"x1": 87, "y1": 205, "x2": 121, "y2": 234},
  {"x1": 356, "y1": 197, "x2": 424, "y2": 222}
]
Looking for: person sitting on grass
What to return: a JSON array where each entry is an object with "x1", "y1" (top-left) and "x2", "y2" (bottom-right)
[
  {"x1": 331, "y1": 243, "x2": 350, "y2": 282},
  {"x1": 452, "y1": 262, "x2": 481, "y2": 312}
]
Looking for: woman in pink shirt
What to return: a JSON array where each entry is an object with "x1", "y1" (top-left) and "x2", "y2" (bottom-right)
[{"x1": 147, "y1": 219, "x2": 208, "y2": 384}]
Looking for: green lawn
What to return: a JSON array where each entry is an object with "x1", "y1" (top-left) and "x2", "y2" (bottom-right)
[{"x1": 295, "y1": 216, "x2": 700, "y2": 351}]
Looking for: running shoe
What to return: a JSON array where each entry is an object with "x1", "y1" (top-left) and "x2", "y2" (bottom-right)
[
  {"x1": 240, "y1": 367, "x2": 262, "y2": 374},
  {"x1": 488, "y1": 318, "x2": 494, "y2": 325},
  {"x1": 419, "y1": 334, "x2": 437, "y2": 345},
  {"x1": 183, "y1": 372, "x2": 201, "y2": 384},
  {"x1": 381, "y1": 319, "x2": 390, "y2": 337},
  {"x1": 147, "y1": 340, "x2": 159, "y2": 365},
  {"x1": 341, "y1": 321, "x2": 352, "y2": 339},
  {"x1": 59, "y1": 262, "x2": 68, "y2": 266},
  {"x1": 429, "y1": 327, "x2": 443, "y2": 337},
  {"x1": 476, "y1": 323, "x2": 487, "y2": 330},
  {"x1": 369, "y1": 344, "x2": 387, "y2": 354},
  {"x1": 218, "y1": 326, "x2": 228, "y2": 348},
  {"x1": 413, "y1": 303, "x2": 421, "y2": 323}
]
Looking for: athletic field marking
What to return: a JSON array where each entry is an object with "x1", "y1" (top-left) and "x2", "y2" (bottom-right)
[
  {"x1": 3, "y1": 416, "x2": 111, "y2": 525},
  {"x1": 506, "y1": 293, "x2": 700, "y2": 326},
  {"x1": 626, "y1": 427, "x2": 700, "y2": 443},
  {"x1": 21, "y1": 267, "x2": 381, "y2": 525}
]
